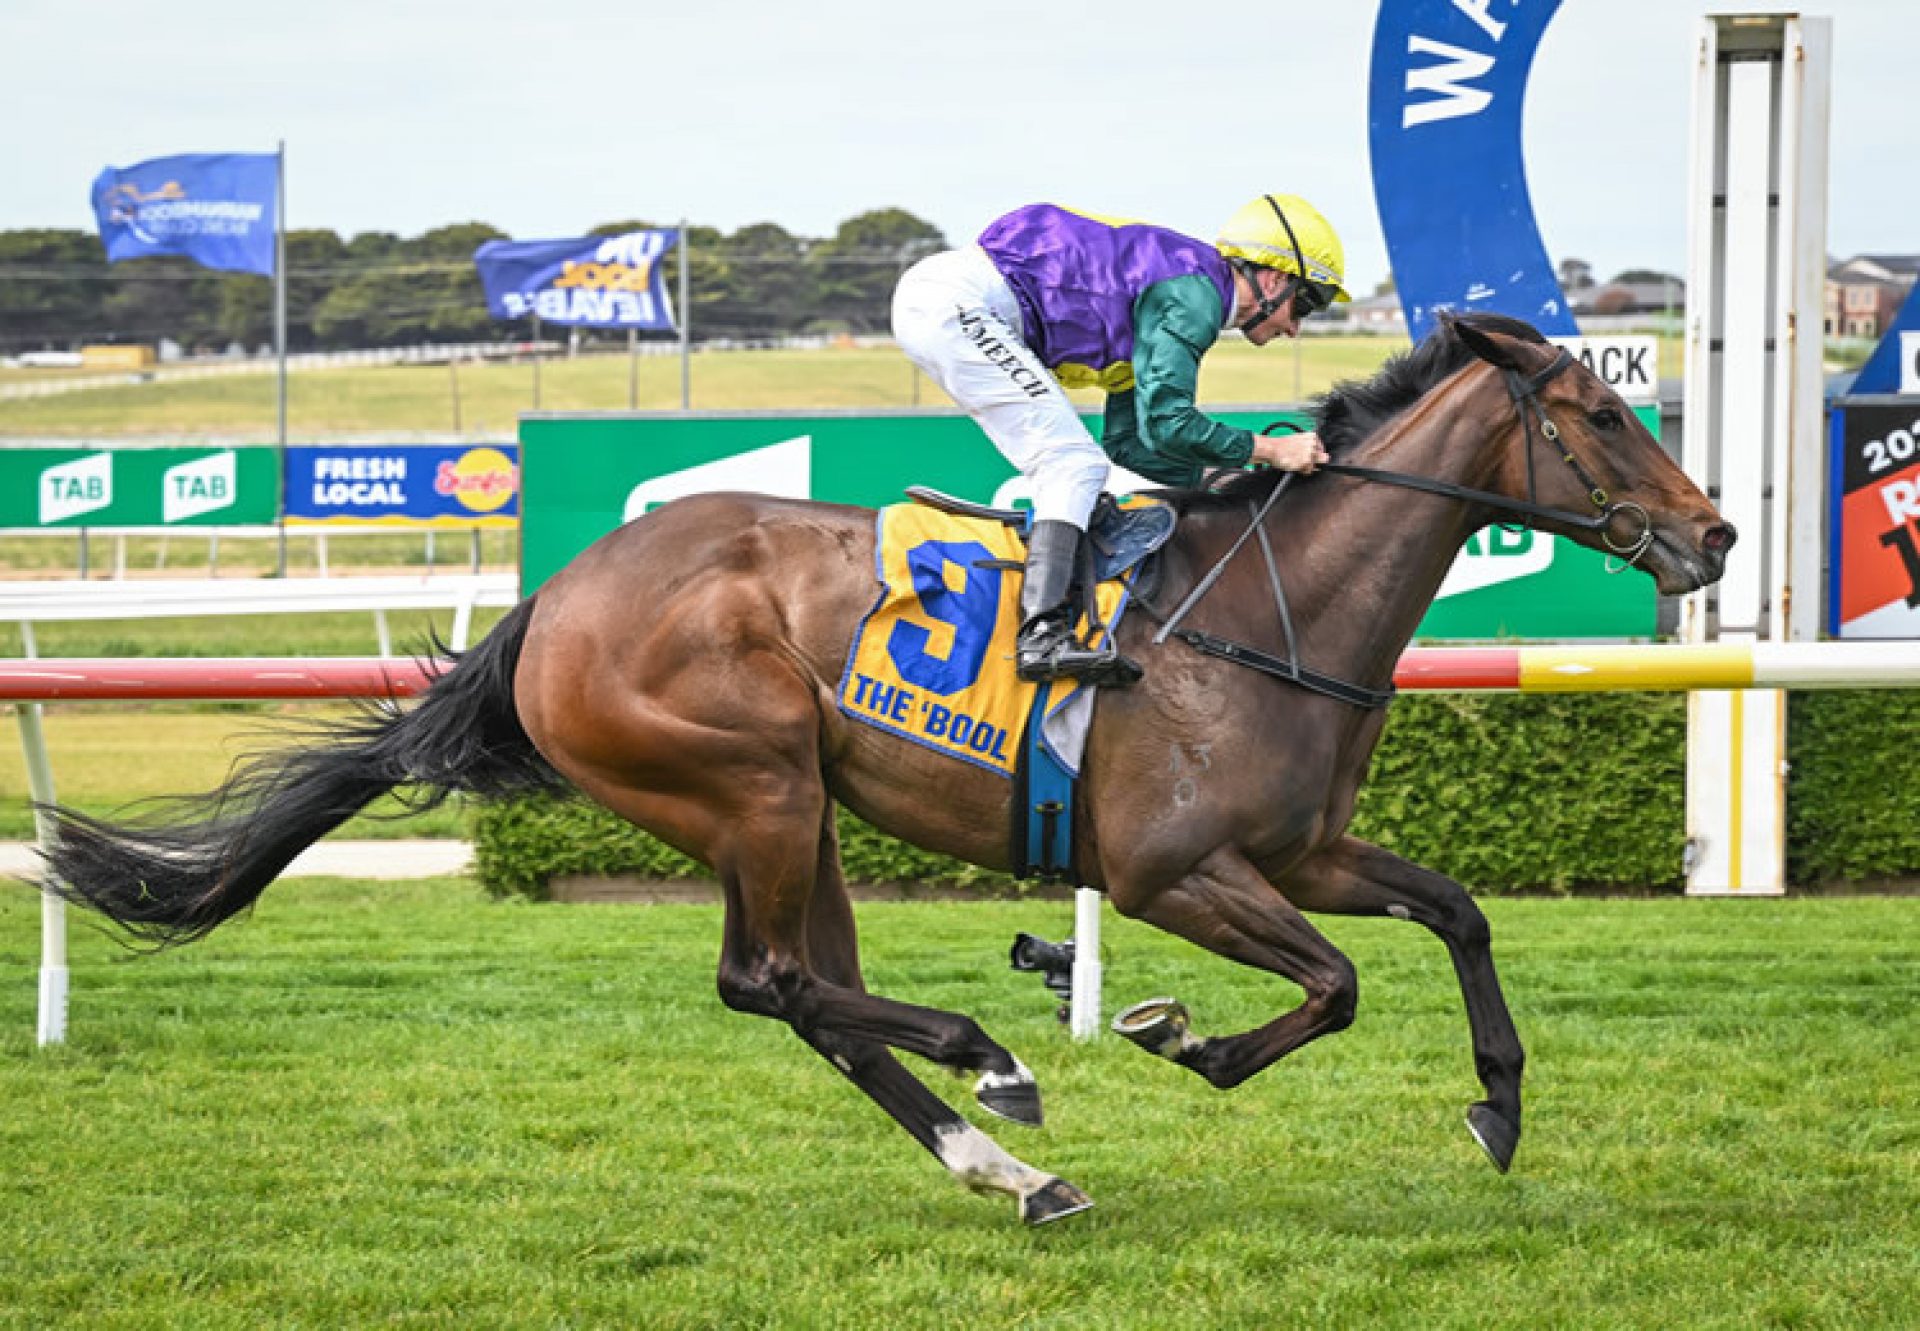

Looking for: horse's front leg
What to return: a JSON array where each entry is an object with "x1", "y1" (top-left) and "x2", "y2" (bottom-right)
[
  {"x1": 1281, "y1": 835, "x2": 1525, "y2": 1172},
  {"x1": 1106, "y1": 844, "x2": 1359, "y2": 1091}
]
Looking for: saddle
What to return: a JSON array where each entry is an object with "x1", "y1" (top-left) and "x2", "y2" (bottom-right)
[{"x1": 904, "y1": 486, "x2": 1175, "y2": 588}]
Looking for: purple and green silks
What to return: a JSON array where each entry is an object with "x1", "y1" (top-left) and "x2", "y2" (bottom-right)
[{"x1": 977, "y1": 205, "x2": 1234, "y2": 390}]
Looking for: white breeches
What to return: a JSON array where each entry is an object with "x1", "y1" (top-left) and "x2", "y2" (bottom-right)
[{"x1": 891, "y1": 247, "x2": 1109, "y2": 530}]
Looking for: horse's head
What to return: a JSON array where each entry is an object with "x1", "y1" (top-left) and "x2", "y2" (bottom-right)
[{"x1": 1447, "y1": 314, "x2": 1734, "y2": 595}]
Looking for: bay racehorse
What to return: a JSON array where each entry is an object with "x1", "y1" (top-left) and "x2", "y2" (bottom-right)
[{"x1": 37, "y1": 314, "x2": 1732, "y2": 1224}]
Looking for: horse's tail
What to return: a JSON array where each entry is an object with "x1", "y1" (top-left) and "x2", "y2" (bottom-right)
[{"x1": 38, "y1": 596, "x2": 562, "y2": 948}]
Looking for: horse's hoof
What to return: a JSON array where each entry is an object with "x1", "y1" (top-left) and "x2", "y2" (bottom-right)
[
  {"x1": 1021, "y1": 1177, "x2": 1094, "y2": 1226},
  {"x1": 1465, "y1": 1102, "x2": 1520, "y2": 1173},
  {"x1": 1112, "y1": 996, "x2": 1198, "y2": 1061},
  {"x1": 976, "y1": 1069, "x2": 1043, "y2": 1127}
]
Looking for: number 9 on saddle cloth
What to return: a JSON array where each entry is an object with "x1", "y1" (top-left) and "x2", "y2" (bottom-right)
[{"x1": 836, "y1": 488, "x2": 1175, "y2": 878}]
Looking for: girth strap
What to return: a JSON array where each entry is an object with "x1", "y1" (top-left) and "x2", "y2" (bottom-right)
[{"x1": 1171, "y1": 630, "x2": 1396, "y2": 709}]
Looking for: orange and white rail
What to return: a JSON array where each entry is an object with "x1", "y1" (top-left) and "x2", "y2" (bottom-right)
[
  {"x1": 5, "y1": 641, "x2": 1920, "y2": 704},
  {"x1": 1391, "y1": 641, "x2": 1920, "y2": 692}
]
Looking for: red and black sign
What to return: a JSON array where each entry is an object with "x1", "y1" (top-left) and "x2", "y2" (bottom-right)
[{"x1": 1833, "y1": 401, "x2": 1920, "y2": 637}]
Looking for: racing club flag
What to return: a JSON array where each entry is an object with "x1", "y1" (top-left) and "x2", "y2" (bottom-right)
[
  {"x1": 89, "y1": 153, "x2": 280, "y2": 276},
  {"x1": 473, "y1": 230, "x2": 679, "y2": 330}
]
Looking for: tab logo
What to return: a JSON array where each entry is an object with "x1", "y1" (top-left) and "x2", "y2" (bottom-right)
[
  {"x1": 39, "y1": 453, "x2": 113, "y2": 524},
  {"x1": 163, "y1": 450, "x2": 237, "y2": 523},
  {"x1": 1436, "y1": 525, "x2": 1555, "y2": 599},
  {"x1": 1551, "y1": 336, "x2": 1659, "y2": 403},
  {"x1": 622, "y1": 435, "x2": 811, "y2": 521}
]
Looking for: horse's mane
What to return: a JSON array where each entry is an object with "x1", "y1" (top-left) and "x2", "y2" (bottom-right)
[{"x1": 1164, "y1": 312, "x2": 1548, "y2": 512}]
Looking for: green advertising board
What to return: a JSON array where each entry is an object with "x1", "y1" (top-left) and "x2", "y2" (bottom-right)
[
  {"x1": 521, "y1": 406, "x2": 1660, "y2": 639},
  {"x1": 0, "y1": 446, "x2": 280, "y2": 528}
]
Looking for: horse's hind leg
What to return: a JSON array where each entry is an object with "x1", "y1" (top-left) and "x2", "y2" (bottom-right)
[
  {"x1": 792, "y1": 811, "x2": 1092, "y2": 1224},
  {"x1": 1283, "y1": 835, "x2": 1525, "y2": 1172},
  {"x1": 579, "y1": 766, "x2": 1084, "y2": 1222},
  {"x1": 1106, "y1": 845, "x2": 1360, "y2": 1091},
  {"x1": 713, "y1": 809, "x2": 1042, "y2": 1122}
]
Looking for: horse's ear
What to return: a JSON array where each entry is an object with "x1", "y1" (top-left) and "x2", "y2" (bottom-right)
[{"x1": 1447, "y1": 315, "x2": 1532, "y2": 373}]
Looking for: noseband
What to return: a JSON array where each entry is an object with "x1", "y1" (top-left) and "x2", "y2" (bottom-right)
[{"x1": 1149, "y1": 347, "x2": 1655, "y2": 709}]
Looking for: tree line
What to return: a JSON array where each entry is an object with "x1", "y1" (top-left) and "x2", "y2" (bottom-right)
[{"x1": 0, "y1": 209, "x2": 947, "y2": 353}]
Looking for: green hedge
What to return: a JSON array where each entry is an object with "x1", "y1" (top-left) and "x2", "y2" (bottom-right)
[
  {"x1": 472, "y1": 798, "x2": 1020, "y2": 900},
  {"x1": 1786, "y1": 689, "x2": 1920, "y2": 882},
  {"x1": 472, "y1": 690, "x2": 1920, "y2": 898}
]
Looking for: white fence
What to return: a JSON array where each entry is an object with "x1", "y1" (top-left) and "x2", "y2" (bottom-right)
[
  {"x1": 0, "y1": 573, "x2": 517, "y2": 657},
  {"x1": 0, "y1": 342, "x2": 556, "y2": 402}
]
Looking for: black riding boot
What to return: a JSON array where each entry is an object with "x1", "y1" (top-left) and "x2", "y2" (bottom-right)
[{"x1": 1015, "y1": 520, "x2": 1142, "y2": 686}]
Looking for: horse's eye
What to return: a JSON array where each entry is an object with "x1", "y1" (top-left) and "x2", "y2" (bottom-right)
[{"x1": 1589, "y1": 408, "x2": 1624, "y2": 432}]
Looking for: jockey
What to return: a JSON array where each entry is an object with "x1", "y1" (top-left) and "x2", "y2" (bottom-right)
[{"x1": 891, "y1": 194, "x2": 1349, "y2": 685}]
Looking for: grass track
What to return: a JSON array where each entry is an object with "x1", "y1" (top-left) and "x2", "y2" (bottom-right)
[
  {"x1": 0, "y1": 340, "x2": 1426, "y2": 438},
  {"x1": 2, "y1": 883, "x2": 1912, "y2": 1329}
]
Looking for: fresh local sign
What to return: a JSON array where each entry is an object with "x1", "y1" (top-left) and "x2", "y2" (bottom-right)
[{"x1": 283, "y1": 444, "x2": 521, "y2": 528}]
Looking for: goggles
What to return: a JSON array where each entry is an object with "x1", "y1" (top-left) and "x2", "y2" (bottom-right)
[{"x1": 1291, "y1": 277, "x2": 1336, "y2": 320}]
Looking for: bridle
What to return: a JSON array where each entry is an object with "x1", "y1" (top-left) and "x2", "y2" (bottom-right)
[
  {"x1": 1320, "y1": 348, "x2": 1655, "y2": 571},
  {"x1": 1146, "y1": 346, "x2": 1657, "y2": 709}
]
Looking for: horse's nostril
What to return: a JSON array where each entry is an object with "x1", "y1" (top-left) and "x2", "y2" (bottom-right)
[{"x1": 1703, "y1": 524, "x2": 1736, "y2": 554}]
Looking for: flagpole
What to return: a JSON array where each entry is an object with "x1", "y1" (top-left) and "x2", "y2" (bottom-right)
[
  {"x1": 275, "y1": 140, "x2": 288, "y2": 576},
  {"x1": 678, "y1": 219, "x2": 690, "y2": 410}
]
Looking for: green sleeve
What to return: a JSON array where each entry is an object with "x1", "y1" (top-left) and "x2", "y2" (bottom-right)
[
  {"x1": 1101, "y1": 274, "x2": 1255, "y2": 485},
  {"x1": 1097, "y1": 389, "x2": 1204, "y2": 487}
]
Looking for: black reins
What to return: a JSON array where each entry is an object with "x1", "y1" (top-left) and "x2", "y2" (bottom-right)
[{"x1": 1150, "y1": 347, "x2": 1655, "y2": 709}]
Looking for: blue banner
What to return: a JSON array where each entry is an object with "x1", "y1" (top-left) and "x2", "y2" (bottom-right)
[
  {"x1": 284, "y1": 444, "x2": 520, "y2": 528},
  {"x1": 1368, "y1": 0, "x2": 1572, "y2": 342},
  {"x1": 90, "y1": 153, "x2": 279, "y2": 276},
  {"x1": 1849, "y1": 282, "x2": 1920, "y2": 395},
  {"x1": 473, "y1": 230, "x2": 679, "y2": 329}
]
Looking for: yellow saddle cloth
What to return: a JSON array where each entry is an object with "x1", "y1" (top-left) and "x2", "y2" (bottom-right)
[{"x1": 838, "y1": 503, "x2": 1131, "y2": 777}]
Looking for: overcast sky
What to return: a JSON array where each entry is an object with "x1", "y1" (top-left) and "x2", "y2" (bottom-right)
[{"x1": 2, "y1": 1, "x2": 1912, "y2": 291}]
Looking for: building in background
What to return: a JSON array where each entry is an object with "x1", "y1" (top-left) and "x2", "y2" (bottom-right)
[{"x1": 1826, "y1": 254, "x2": 1920, "y2": 339}]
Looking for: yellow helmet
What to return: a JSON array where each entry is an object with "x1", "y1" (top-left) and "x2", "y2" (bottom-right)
[{"x1": 1216, "y1": 194, "x2": 1350, "y2": 303}]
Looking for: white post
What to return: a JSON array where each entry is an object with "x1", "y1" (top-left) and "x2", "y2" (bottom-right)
[
  {"x1": 275, "y1": 141, "x2": 289, "y2": 578},
  {"x1": 19, "y1": 623, "x2": 66, "y2": 1046},
  {"x1": 1681, "y1": 14, "x2": 1830, "y2": 896},
  {"x1": 1069, "y1": 887, "x2": 1102, "y2": 1041},
  {"x1": 450, "y1": 589, "x2": 476, "y2": 651}
]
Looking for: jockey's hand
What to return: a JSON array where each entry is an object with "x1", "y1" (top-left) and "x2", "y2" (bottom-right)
[{"x1": 1251, "y1": 431, "x2": 1330, "y2": 473}]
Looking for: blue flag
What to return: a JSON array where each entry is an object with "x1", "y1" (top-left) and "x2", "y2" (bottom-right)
[
  {"x1": 473, "y1": 230, "x2": 679, "y2": 329},
  {"x1": 90, "y1": 153, "x2": 279, "y2": 276},
  {"x1": 1368, "y1": 0, "x2": 1573, "y2": 342}
]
